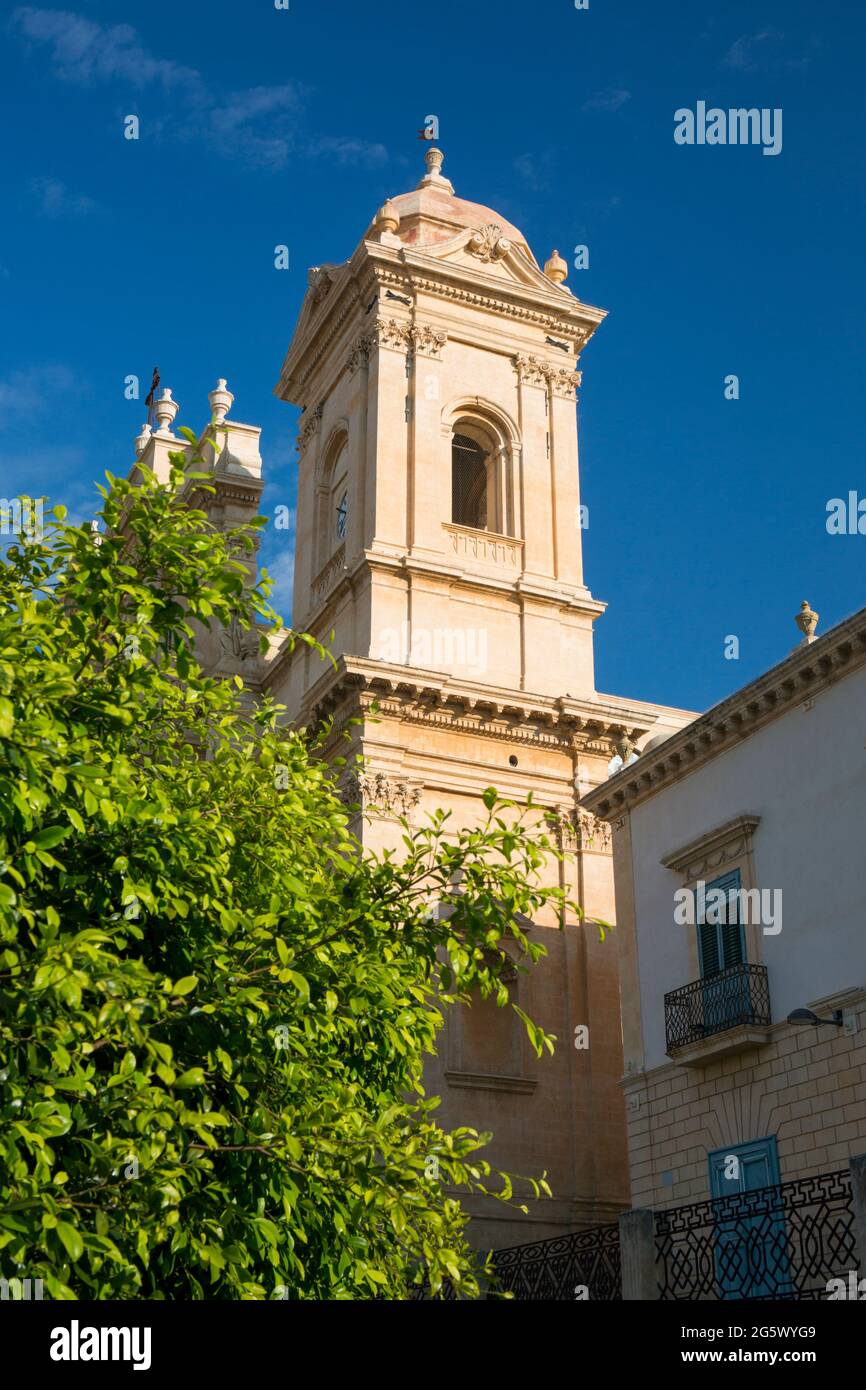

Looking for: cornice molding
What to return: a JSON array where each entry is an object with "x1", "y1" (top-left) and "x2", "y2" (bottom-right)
[
  {"x1": 276, "y1": 655, "x2": 662, "y2": 752},
  {"x1": 660, "y1": 814, "x2": 761, "y2": 880},
  {"x1": 582, "y1": 606, "x2": 866, "y2": 820}
]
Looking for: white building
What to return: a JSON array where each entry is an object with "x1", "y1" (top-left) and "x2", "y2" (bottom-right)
[{"x1": 581, "y1": 602, "x2": 866, "y2": 1219}]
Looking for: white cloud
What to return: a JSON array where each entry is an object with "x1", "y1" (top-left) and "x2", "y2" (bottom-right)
[
  {"x1": 29, "y1": 176, "x2": 98, "y2": 218},
  {"x1": 11, "y1": 7, "x2": 388, "y2": 173},
  {"x1": 722, "y1": 29, "x2": 814, "y2": 74},
  {"x1": 10, "y1": 7, "x2": 205, "y2": 97},
  {"x1": 0, "y1": 364, "x2": 77, "y2": 417},
  {"x1": 513, "y1": 152, "x2": 555, "y2": 192},
  {"x1": 306, "y1": 136, "x2": 389, "y2": 169},
  {"x1": 582, "y1": 88, "x2": 631, "y2": 114}
]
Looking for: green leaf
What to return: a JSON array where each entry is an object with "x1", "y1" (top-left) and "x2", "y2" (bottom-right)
[
  {"x1": 56, "y1": 1222, "x2": 84, "y2": 1263},
  {"x1": 171, "y1": 975, "x2": 198, "y2": 996},
  {"x1": 31, "y1": 825, "x2": 71, "y2": 850},
  {"x1": 174, "y1": 1068, "x2": 206, "y2": 1088}
]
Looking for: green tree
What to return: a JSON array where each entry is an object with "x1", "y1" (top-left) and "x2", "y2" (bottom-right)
[{"x1": 0, "y1": 460, "x2": 579, "y2": 1299}]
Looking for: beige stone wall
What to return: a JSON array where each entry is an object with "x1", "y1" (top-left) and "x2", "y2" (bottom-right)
[
  {"x1": 624, "y1": 992, "x2": 866, "y2": 1210},
  {"x1": 338, "y1": 706, "x2": 631, "y2": 1247}
]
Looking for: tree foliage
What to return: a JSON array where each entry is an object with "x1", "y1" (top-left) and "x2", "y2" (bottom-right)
[{"x1": 0, "y1": 462, "x2": 578, "y2": 1299}]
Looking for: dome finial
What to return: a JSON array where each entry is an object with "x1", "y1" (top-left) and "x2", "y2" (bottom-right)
[
  {"x1": 544, "y1": 249, "x2": 568, "y2": 284},
  {"x1": 417, "y1": 146, "x2": 454, "y2": 194}
]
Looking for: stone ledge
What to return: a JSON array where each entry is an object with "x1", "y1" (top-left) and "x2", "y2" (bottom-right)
[
  {"x1": 444, "y1": 1070, "x2": 537, "y2": 1094},
  {"x1": 667, "y1": 1024, "x2": 773, "y2": 1069}
]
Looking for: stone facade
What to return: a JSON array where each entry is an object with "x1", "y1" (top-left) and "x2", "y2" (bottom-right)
[{"x1": 626, "y1": 992, "x2": 866, "y2": 1210}]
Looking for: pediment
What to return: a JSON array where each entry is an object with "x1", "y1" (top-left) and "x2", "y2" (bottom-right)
[
  {"x1": 290, "y1": 259, "x2": 351, "y2": 342},
  {"x1": 415, "y1": 224, "x2": 576, "y2": 298}
]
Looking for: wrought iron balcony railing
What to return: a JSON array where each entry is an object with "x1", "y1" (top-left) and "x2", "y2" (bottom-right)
[
  {"x1": 665, "y1": 962, "x2": 771, "y2": 1053},
  {"x1": 656, "y1": 1168, "x2": 856, "y2": 1300}
]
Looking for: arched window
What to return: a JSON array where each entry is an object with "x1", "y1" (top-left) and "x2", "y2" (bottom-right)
[
  {"x1": 315, "y1": 434, "x2": 348, "y2": 571},
  {"x1": 451, "y1": 430, "x2": 490, "y2": 530}
]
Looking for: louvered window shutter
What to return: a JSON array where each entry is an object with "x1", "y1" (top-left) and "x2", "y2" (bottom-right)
[
  {"x1": 698, "y1": 919, "x2": 720, "y2": 977},
  {"x1": 697, "y1": 869, "x2": 744, "y2": 977}
]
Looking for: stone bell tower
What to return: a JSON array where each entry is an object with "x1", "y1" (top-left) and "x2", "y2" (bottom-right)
[{"x1": 263, "y1": 149, "x2": 695, "y2": 1248}]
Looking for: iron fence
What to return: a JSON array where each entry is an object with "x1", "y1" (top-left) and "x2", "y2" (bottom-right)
[
  {"x1": 655, "y1": 1168, "x2": 855, "y2": 1300},
  {"x1": 488, "y1": 1222, "x2": 622, "y2": 1300}
]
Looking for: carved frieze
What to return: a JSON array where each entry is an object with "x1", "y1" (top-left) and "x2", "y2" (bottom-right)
[
  {"x1": 345, "y1": 770, "x2": 423, "y2": 817},
  {"x1": 444, "y1": 523, "x2": 522, "y2": 567}
]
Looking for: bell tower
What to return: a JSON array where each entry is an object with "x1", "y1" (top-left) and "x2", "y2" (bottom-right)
[
  {"x1": 265, "y1": 149, "x2": 695, "y2": 1247},
  {"x1": 277, "y1": 146, "x2": 607, "y2": 714}
]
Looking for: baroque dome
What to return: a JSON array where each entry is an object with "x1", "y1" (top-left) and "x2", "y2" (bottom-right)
[{"x1": 367, "y1": 148, "x2": 536, "y2": 265}]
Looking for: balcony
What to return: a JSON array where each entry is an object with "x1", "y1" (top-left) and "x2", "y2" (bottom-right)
[{"x1": 664, "y1": 963, "x2": 772, "y2": 1066}]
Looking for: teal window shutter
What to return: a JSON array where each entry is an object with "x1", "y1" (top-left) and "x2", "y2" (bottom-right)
[{"x1": 696, "y1": 869, "x2": 745, "y2": 977}]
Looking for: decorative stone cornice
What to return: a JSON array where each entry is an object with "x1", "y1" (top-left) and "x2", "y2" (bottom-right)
[
  {"x1": 582, "y1": 605, "x2": 866, "y2": 821},
  {"x1": 281, "y1": 655, "x2": 657, "y2": 755},
  {"x1": 374, "y1": 266, "x2": 597, "y2": 346},
  {"x1": 343, "y1": 769, "x2": 423, "y2": 818},
  {"x1": 660, "y1": 815, "x2": 760, "y2": 881}
]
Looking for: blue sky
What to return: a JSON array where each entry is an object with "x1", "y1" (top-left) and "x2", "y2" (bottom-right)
[{"x1": 1, "y1": 0, "x2": 864, "y2": 714}]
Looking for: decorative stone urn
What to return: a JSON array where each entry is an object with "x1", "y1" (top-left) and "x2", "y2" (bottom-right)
[
  {"x1": 374, "y1": 199, "x2": 399, "y2": 234},
  {"x1": 795, "y1": 600, "x2": 819, "y2": 644},
  {"x1": 134, "y1": 423, "x2": 152, "y2": 457},
  {"x1": 209, "y1": 378, "x2": 234, "y2": 425},
  {"x1": 154, "y1": 388, "x2": 179, "y2": 434}
]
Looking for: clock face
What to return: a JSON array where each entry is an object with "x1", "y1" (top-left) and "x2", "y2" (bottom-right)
[{"x1": 336, "y1": 491, "x2": 348, "y2": 539}]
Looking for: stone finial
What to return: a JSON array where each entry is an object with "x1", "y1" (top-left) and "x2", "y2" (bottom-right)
[
  {"x1": 795, "y1": 600, "x2": 819, "y2": 644},
  {"x1": 374, "y1": 198, "x2": 400, "y2": 234},
  {"x1": 154, "y1": 388, "x2": 179, "y2": 434},
  {"x1": 544, "y1": 249, "x2": 568, "y2": 284},
  {"x1": 134, "y1": 422, "x2": 152, "y2": 457},
  {"x1": 417, "y1": 146, "x2": 455, "y2": 194},
  {"x1": 209, "y1": 378, "x2": 234, "y2": 425}
]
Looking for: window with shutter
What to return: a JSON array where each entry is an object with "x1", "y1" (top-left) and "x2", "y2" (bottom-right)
[{"x1": 696, "y1": 869, "x2": 746, "y2": 977}]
